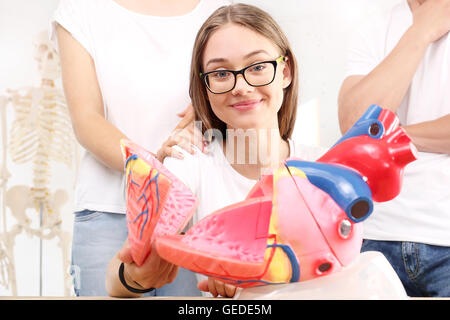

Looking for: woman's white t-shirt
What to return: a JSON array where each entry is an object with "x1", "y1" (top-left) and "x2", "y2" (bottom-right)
[{"x1": 50, "y1": 0, "x2": 229, "y2": 214}]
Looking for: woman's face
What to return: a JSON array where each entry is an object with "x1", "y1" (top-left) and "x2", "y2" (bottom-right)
[{"x1": 202, "y1": 23, "x2": 292, "y2": 132}]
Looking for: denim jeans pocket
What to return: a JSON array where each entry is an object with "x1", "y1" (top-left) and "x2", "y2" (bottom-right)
[{"x1": 74, "y1": 209, "x2": 103, "y2": 222}]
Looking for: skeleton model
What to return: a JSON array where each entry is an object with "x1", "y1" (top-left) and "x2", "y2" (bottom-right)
[{"x1": 0, "y1": 30, "x2": 77, "y2": 296}]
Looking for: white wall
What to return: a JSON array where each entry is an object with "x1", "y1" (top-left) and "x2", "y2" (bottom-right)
[
  {"x1": 0, "y1": 0, "x2": 61, "y2": 89},
  {"x1": 0, "y1": 0, "x2": 399, "y2": 296}
]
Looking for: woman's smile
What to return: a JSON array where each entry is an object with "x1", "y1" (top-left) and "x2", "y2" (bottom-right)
[{"x1": 230, "y1": 98, "x2": 263, "y2": 111}]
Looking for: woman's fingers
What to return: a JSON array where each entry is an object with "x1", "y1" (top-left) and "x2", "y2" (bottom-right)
[
  {"x1": 118, "y1": 246, "x2": 134, "y2": 264},
  {"x1": 201, "y1": 278, "x2": 237, "y2": 298},
  {"x1": 156, "y1": 103, "x2": 208, "y2": 162},
  {"x1": 197, "y1": 279, "x2": 209, "y2": 292},
  {"x1": 214, "y1": 280, "x2": 227, "y2": 297},
  {"x1": 156, "y1": 138, "x2": 185, "y2": 161},
  {"x1": 224, "y1": 283, "x2": 237, "y2": 298},
  {"x1": 158, "y1": 146, "x2": 184, "y2": 161},
  {"x1": 207, "y1": 277, "x2": 219, "y2": 297}
]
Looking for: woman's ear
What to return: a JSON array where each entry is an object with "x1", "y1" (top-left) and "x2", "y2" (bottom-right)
[{"x1": 282, "y1": 56, "x2": 292, "y2": 89}]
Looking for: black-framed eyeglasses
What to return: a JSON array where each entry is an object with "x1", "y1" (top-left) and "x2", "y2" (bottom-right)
[{"x1": 200, "y1": 55, "x2": 285, "y2": 94}]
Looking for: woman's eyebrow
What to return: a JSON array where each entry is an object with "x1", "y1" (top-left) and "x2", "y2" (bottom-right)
[
  {"x1": 243, "y1": 49, "x2": 270, "y2": 59},
  {"x1": 205, "y1": 58, "x2": 227, "y2": 68},
  {"x1": 205, "y1": 50, "x2": 271, "y2": 68}
]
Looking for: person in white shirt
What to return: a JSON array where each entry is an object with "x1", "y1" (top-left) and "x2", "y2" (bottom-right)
[
  {"x1": 106, "y1": 3, "x2": 325, "y2": 298},
  {"x1": 339, "y1": 0, "x2": 450, "y2": 297},
  {"x1": 51, "y1": 0, "x2": 229, "y2": 296}
]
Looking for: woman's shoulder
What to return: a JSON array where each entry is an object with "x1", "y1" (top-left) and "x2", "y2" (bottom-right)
[{"x1": 52, "y1": 0, "x2": 108, "y2": 30}]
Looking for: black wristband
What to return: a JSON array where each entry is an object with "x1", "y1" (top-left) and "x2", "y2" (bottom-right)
[{"x1": 118, "y1": 262, "x2": 155, "y2": 294}]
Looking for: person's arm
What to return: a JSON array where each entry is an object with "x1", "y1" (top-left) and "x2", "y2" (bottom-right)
[
  {"x1": 338, "y1": 28, "x2": 428, "y2": 133},
  {"x1": 57, "y1": 24, "x2": 128, "y2": 171},
  {"x1": 404, "y1": 115, "x2": 450, "y2": 154},
  {"x1": 339, "y1": 0, "x2": 450, "y2": 134},
  {"x1": 105, "y1": 239, "x2": 178, "y2": 298},
  {"x1": 105, "y1": 240, "x2": 143, "y2": 298}
]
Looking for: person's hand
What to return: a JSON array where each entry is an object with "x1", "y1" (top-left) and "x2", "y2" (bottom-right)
[
  {"x1": 156, "y1": 103, "x2": 207, "y2": 162},
  {"x1": 198, "y1": 278, "x2": 237, "y2": 298},
  {"x1": 410, "y1": 0, "x2": 450, "y2": 44},
  {"x1": 118, "y1": 242, "x2": 178, "y2": 289}
]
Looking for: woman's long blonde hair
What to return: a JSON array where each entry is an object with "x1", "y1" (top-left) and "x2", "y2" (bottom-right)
[{"x1": 189, "y1": 3, "x2": 299, "y2": 141}]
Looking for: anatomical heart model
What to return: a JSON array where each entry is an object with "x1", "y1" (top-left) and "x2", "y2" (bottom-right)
[
  {"x1": 0, "y1": 31, "x2": 77, "y2": 295},
  {"x1": 123, "y1": 105, "x2": 416, "y2": 290},
  {"x1": 155, "y1": 105, "x2": 417, "y2": 287}
]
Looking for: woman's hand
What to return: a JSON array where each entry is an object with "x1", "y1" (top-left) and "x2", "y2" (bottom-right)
[
  {"x1": 118, "y1": 242, "x2": 178, "y2": 290},
  {"x1": 156, "y1": 104, "x2": 207, "y2": 162},
  {"x1": 198, "y1": 278, "x2": 238, "y2": 298},
  {"x1": 410, "y1": 0, "x2": 450, "y2": 44}
]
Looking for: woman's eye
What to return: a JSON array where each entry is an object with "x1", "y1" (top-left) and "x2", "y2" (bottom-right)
[
  {"x1": 213, "y1": 71, "x2": 231, "y2": 79},
  {"x1": 249, "y1": 64, "x2": 266, "y2": 72}
]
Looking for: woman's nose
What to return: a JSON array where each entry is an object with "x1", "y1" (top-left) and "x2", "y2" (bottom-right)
[{"x1": 231, "y1": 74, "x2": 254, "y2": 95}]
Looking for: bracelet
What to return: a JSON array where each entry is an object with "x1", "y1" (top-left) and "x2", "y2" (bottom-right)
[{"x1": 118, "y1": 262, "x2": 155, "y2": 294}]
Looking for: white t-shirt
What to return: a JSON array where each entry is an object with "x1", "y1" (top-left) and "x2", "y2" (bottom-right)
[
  {"x1": 49, "y1": 0, "x2": 230, "y2": 214},
  {"x1": 164, "y1": 139, "x2": 325, "y2": 227},
  {"x1": 345, "y1": 0, "x2": 450, "y2": 246}
]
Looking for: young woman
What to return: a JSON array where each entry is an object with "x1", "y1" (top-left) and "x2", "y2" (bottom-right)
[{"x1": 106, "y1": 3, "x2": 324, "y2": 298}]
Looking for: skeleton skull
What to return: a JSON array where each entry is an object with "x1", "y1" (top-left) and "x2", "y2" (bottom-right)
[{"x1": 33, "y1": 30, "x2": 60, "y2": 81}]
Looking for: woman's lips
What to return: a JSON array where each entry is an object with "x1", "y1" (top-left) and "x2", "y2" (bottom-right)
[{"x1": 230, "y1": 99, "x2": 262, "y2": 111}]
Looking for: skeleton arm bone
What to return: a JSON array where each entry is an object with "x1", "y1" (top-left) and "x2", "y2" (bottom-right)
[{"x1": 56, "y1": 24, "x2": 128, "y2": 172}]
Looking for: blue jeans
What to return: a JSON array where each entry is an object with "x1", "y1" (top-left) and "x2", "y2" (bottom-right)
[
  {"x1": 70, "y1": 210, "x2": 201, "y2": 297},
  {"x1": 361, "y1": 240, "x2": 450, "y2": 297}
]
